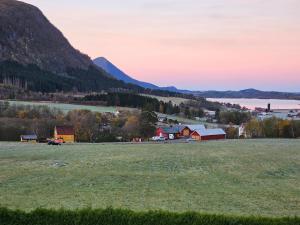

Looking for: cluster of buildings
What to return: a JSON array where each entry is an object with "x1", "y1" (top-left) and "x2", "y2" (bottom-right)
[
  {"x1": 156, "y1": 124, "x2": 226, "y2": 141},
  {"x1": 256, "y1": 110, "x2": 300, "y2": 121},
  {"x1": 255, "y1": 104, "x2": 300, "y2": 121},
  {"x1": 20, "y1": 126, "x2": 75, "y2": 143}
]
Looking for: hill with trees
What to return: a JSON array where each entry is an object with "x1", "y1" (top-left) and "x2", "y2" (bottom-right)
[{"x1": 0, "y1": 0, "x2": 142, "y2": 92}]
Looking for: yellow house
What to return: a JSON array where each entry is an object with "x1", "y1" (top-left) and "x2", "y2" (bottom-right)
[{"x1": 54, "y1": 126, "x2": 75, "y2": 143}]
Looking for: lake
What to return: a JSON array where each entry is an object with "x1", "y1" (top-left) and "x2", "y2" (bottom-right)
[{"x1": 207, "y1": 98, "x2": 300, "y2": 110}]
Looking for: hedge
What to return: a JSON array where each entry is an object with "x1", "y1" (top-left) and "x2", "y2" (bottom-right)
[{"x1": 0, "y1": 208, "x2": 299, "y2": 225}]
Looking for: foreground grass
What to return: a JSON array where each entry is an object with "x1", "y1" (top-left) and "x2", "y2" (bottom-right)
[{"x1": 0, "y1": 139, "x2": 299, "y2": 217}]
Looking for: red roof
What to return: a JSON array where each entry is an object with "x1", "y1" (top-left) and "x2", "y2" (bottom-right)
[{"x1": 55, "y1": 126, "x2": 74, "y2": 135}]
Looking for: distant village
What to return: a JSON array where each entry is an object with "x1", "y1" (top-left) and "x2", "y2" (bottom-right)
[
  {"x1": 16, "y1": 102, "x2": 300, "y2": 144},
  {"x1": 1, "y1": 95, "x2": 300, "y2": 144}
]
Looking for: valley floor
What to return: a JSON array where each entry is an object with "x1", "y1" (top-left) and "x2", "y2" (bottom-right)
[{"x1": 0, "y1": 139, "x2": 299, "y2": 216}]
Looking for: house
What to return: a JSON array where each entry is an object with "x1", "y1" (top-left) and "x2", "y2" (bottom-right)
[
  {"x1": 156, "y1": 124, "x2": 226, "y2": 141},
  {"x1": 238, "y1": 123, "x2": 247, "y2": 138},
  {"x1": 54, "y1": 126, "x2": 75, "y2": 143},
  {"x1": 191, "y1": 128, "x2": 226, "y2": 141},
  {"x1": 156, "y1": 124, "x2": 207, "y2": 139},
  {"x1": 156, "y1": 126, "x2": 183, "y2": 139},
  {"x1": 204, "y1": 110, "x2": 216, "y2": 117},
  {"x1": 20, "y1": 133, "x2": 38, "y2": 143},
  {"x1": 158, "y1": 115, "x2": 168, "y2": 123}
]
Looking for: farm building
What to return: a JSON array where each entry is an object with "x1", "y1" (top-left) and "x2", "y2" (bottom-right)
[
  {"x1": 156, "y1": 124, "x2": 215, "y2": 139},
  {"x1": 184, "y1": 125, "x2": 206, "y2": 136},
  {"x1": 20, "y1": 133, "x2": 38, "y2": 143},
  {"x1": 156, "y1": 125, "x2": 185, "y2": 139},
  {"x1": 54, "y1": 126, "x2": 75, "y2": 143},
  {"x1": 191, "y1": 128, "x2": 226, "y2": 141},
  {"x1": 156, "y1": 124, "x2": 226, "y2": 141}
]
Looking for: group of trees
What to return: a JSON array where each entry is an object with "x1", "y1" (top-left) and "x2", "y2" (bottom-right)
[
  {"x1": 245, "y1": 118, "x2": 300, "y2": 138},
  {"x1": 217, "y1": 110, "x2": 251, "y2": 125},
  {"x1": 0, "y1": 61, "x2": 142, "y2": 93},
  {"x1": 0, "y1": 101, "x2": 63, "y2": 119},
  {"x1": 83, "y1": 93, "x2": 207, "y2": 119},
  {"x1": 0, "y1": 102, "x2": 158, "y2": 142},
  {"x1": 83, "y1": 93, "x2": 161, "y2": 110}
]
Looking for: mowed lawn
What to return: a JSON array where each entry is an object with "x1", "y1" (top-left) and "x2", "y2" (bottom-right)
[{"x1": 0, "y1": 140, "x2": 299, "y2": 217}]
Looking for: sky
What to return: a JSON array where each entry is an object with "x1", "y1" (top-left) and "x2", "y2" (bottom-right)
[{"x1": 23, "y1": 0, "x2": 300, "y2": 92}]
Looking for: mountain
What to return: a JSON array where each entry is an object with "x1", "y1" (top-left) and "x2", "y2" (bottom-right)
[
  {"x1": 0, "y1": 0, "x2": 140, "y2": 92},
  {"x1": 93, "y1": 57, "x2": 159, "y2": 89},
  {"x1": 0, "y1": 0, "x2": 92, "y2": 73},
  {"x1": 194, "y1": 89, "x2": 300, "y2": 100},
  {"x1": 93, "y1": 57, "x2": 182, "y2": 92},
  {"x1": 93, "y1": 57, "x2": 300, "y2": 100}
]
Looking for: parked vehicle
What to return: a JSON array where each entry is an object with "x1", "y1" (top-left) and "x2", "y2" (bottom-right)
[
  {"x1": 152, "y1": 136, "x2": 166, "y2": 141},
  {"x1": 48, "y1": 140, "x2": 61, "y2": 145}
]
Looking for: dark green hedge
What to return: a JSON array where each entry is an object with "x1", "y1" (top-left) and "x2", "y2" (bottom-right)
[{"x1": 0, "y1": 208, "x2": 299, "y2": 225}]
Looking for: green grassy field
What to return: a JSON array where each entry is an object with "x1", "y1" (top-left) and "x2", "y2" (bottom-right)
[
  {"x1": 0, "y1": 139, "x2": 299, "y2": 217},
  {"x1": 1, "y1": 100, "x2": 118, "y2": 113},
  {"x1": 141, "y1": 94, "x2": 189, "y2": 105}
]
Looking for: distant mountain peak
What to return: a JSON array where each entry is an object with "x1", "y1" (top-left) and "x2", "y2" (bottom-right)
[
  {"x1": 93, "y1": 57, "x2": 161, "y2": 90},
  {"x1": 241, "y1": 88, "x2": 260, "y2": 92}
]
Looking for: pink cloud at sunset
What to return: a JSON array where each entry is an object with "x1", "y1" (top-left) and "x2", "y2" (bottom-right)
[{"x1": 23, "y1": 0, "x2": 300, "y2": 91}]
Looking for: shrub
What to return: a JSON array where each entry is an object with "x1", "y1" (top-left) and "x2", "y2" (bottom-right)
[{"x1": 0, "y1": 207, "x2": 299, "y2": 225}]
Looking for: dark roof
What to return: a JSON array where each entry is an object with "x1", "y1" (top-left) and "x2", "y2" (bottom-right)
[
  {"x1": 21, "y1": 134, "x2": 37, "y2": 140},
  {"x1": 55, "y1": 126, "x2": 74, "y2": 135},
  {"x1": 159, "y1": 125, "x2": 186, "y2": 134}
]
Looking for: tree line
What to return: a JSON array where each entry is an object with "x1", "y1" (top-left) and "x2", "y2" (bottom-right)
[
  {"x1": 0, "y1": 101, "x2": 157, "y2": 142},
  {"x1": 83, "y1": 93, "x2": 207, "y2": 119},
  {"x1": 245, "y1": 117, "x2": 300, "y2": 138},
  {"x1": 0, "y1": 61, "x2": 142, "y2": 93}
]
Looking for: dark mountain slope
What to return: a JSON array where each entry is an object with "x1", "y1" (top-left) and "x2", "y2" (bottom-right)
[
  {"x1": 0, "y1": 61, "x2": 142, "y2": 92},
  {"x1": 0, "y1": 0, "x2": 91, "y2": 73},
  {"x1": 0, "y1": 0, "x2": 142, "y2": 92}
]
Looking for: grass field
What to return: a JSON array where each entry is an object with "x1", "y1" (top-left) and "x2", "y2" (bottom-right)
[
  {"x1": 141, "y1": 94, "x2": 189, "y2": 105},
  {"x1": 1, "y1": 100, "x2": 118, "y2": 113},
  {"x1": 0, "y1": 139, "x2": 299, "y2": 217}
]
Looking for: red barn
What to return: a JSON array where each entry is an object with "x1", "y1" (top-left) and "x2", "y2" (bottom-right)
[{"x1": 191, "y1": 128, "x2": 226, "y2": 141}]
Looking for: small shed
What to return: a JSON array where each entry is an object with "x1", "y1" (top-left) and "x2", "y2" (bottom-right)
[
  {"x1": 20, "y1": 134, "x2": 38, "y2": 143},
  {"x1": 54, "y1": 126, "x2": 75, "y2": 143}
]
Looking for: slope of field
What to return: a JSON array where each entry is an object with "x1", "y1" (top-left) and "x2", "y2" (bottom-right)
[
  {"x1": 2, "y1": 100, "x2": 118, "y2": 113},
  {"x1": 141, "y1": 94, "x2": 189, "y2": 105},
  {"x1": 0, "y1": 140, "x2": 299, "y2": 216}
]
